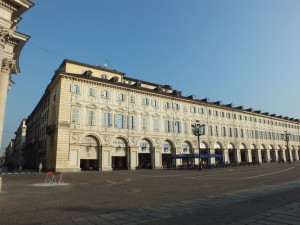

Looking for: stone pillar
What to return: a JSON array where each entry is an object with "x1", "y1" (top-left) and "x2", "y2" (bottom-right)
[
  {"x1": 0, "y1": 27, "x2": 12, "y2": 150},
  {"x1": 130, "y1": 146, "x2": 138, "y2": 170},
  {"x1": 0, "y1": 58, "x2": 15, "y2": 150},
  {"x1": 266, "y1": 149, "x2": 270, "y2": 163},
  {"x1": 154, "y1": 148, "x2": 163, "y2": 169},
  {"x1": 295, "y1": 150, "x2": 299, "y2": 161},
  {"x1": 223, "y1": 148, "x2": 229, "y2": 164},
  {"x1": 236, "y1": 149, "x2": 241, "y2": 164},
  {"x1": 257, "y1": 149, "x2": 262, "y2": 164},
  {"x1": 275, "y1": 149, "x2": 279, "y2": 162},
  {"x1": 247, "y1": 149, "x2": 252, "y2": 163}
]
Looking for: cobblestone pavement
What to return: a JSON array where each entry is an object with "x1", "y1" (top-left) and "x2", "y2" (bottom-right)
[{"x1": 1, "y1": 162, "x2": 300, "y2": 225}]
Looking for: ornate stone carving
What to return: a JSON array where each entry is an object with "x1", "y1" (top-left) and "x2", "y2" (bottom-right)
[
  {"x1": 72, "y1": 132, "x2": 78, "y2": 141},
  {"x1": 2, "y1": 58, "x2": 16, "y2": 73},
  {"x1": 130, "y1": 136, "x2": 138, "y2": 144},
  {"x1": 156, "y1": 138, "x2": 162, "y2": 144},
  {"x1": 104, "y1": 135, "x2": 112, "y2": 143},
  {"x1": 0, "y1": 27, "x2": 11, "y2": 46}
]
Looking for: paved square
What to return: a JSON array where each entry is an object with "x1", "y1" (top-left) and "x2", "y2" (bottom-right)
[{"x1": 1, "y1": 162, "x2": 300, "y2": 225}]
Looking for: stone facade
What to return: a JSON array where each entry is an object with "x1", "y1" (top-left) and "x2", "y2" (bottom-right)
[
  {"x1": 12, "y1": 118, "x2": 26, "y2": 169},
  {"x1": 0, "y1": 0, "x2": 34, "y2": 151},
  {"x1": 25, "y1": 59, "x2": 300, "y2": 172}
]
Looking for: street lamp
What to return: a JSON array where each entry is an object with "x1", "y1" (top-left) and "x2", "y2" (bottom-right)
[
  {"x1": 281, "y1": 131, "x2": 291, "y2": 163},
  {"x1": 191, "y1": 121, "x2": 205, "y2": 170}
]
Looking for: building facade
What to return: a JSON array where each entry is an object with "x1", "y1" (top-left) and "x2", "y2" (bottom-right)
[
  {"x1": 0, "y1": 0, "x2": 34, "y2": 151},
  {"x1": 24, "y1": 59, "x2": 300, "y2": 172},
  {"x1": 11, "y1": 118, "x2": 26, "y2": 169}
]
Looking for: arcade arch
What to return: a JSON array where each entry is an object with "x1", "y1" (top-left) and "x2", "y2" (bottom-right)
[
  {"x1": 213, "y1": 142, "x2": 223, "y2": 165},
  {"x1": 79, "y1": 135, "x2": 100, "y2": 171},
  {"x1": 138, "y1": 138, "x2": 153, "y2": 169},
  {"x1": 228, "y1": 143, "x2": 236, "y2": 164},
  {"x1": 240, "y1": 143, "x2": 247, "y2": 163},
  {"x1": 162, "y1": 140, "x2": 174, "y2": 168},
  {"x1": 111, "y1": 137, "x2": 128, "y2": 169},
  {"x1": 270, "y1": 145, "x2": 276, "y2": 162}
]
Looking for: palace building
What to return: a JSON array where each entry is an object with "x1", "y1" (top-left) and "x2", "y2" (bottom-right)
[{"x1": 24, "y1": 59, "x2": 300, "y2": 172}]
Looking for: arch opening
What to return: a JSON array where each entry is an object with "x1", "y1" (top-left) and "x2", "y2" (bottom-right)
[
  {"x1": 112, "y1": 137, "x2": 128, "y2": 170},
  {"x1": 80, "y1": 135, "x2": 100, "y2": 171}
]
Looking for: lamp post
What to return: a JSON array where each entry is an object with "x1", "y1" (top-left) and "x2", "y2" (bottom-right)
[
  {"x1": 281, "y1": 131, "x2": 291, "y2": 164},
  {"x1": 191, "y1": 121, "x2": 205, "y2": 170}
]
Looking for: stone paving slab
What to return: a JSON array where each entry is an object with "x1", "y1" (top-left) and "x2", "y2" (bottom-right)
[
  {"x1": 227, "y1": 203, "x2": 300, "y2": 225},
  {"x1": 41, "y1": 180, "x2": 300, "y2": 225}
]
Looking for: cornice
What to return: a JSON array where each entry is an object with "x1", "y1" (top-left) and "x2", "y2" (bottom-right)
[{"x1": 0, "y1": 0, "x2": 17, "y2": 12}]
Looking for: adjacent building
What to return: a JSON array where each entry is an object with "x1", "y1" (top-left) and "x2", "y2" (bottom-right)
[
  {"x1": 24, "y1": 59, "x2": 300, "y2": 172},
  {"x1": 12, "y1": 118, "x2": 26, "y2": 169},
  {"x1": 0, "y1": 0, "x2": 34, "y2": 151}
]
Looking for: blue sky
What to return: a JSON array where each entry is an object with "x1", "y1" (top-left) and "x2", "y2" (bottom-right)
[{"x1": 2, "y1": 0, "x2": 300, "y2": 153}]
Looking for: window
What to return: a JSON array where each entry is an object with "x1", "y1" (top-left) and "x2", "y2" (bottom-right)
[
  {"x1": 88, "y1": 110, "x2": 95, "y2": 126},
  {"x1": 71, "y1": 84, "x2": 80, "y2": 93},
  {"x1": 239, "y1": 115, "x2": 242, "y2": 120},
  {"x1": 129, "y1": 115, "x2": 136, "y2": 129},
  {"x1": 153, "y1": 118, "x2": 160, "y2": 131},
  {"x1": 115, "y1": 114, "x2": 126, "y2": 129},
  {"x1": 233, "y1": 114, "x2": 237, "y2": 120},
  {"x1": 173, "y1": 103, "x2": 180, "y2": 110},
  {"x1": 101, "y1": 74, "x2": 108, "y2": 79},
  {"x1": 209, "y1": 125, "x2": 213, "y2": 136},
  {"x1": 221, "y1": 112, "x2": 225, "y2": 117},
  {"x1": 103, "y1": 112, "x2": 111, "y2": 127},
  {"x1": 208, "y1": 110, "x2": 212, "y2": 116},
  {"x1": 142, "y1": 117, "x2": 148, "y2": 130},
  {"x1": 101, "y1": 90, "x2": 110, "y2": 99},
  {"x1": 228, "y1": 127, "x2": 233, "y2": 137},
  {"x1": 234, "y1": 128, "x2": 238, "y2": 138},
  {"x1": 117, "y1": 93, "x2": 126, "y2": 101},
  {"x1": 174, "y1": 121, "x2": 181, "y2": 133},
  {"x1": 190, "y1": 106, "x2": 196, "y2": 113},
  {"x1": 241, "y1": 129, "x2": 244, "y2": 138},
  {"x1": 130, "y1": 95, "x2": 136, "y2": 103},
  {"x1": 165, "y1": 120, "x2": 173, "y2": 133},
  {"x1": 142, "y1": 97, "x2": 150, "y2": 106},
  {"x1": 184, "y1": 122, "x2": 189, "y2": 134},
  {"x1": 226, "y1": 113, "x2": 231, "y2": 119},
  {"x1": 164, "y1": 101, "x2": 171, "y2": 109},
  {"x1": 215, "y1": 126, "x2": 219, "y2": 136},
  {"x1": 214, "y1": 111, "x2": 219, "y2": 117},
  {"x1": 71, "y1": 108, "x2": 80, "y2": 124},
  {"x1": 198, "y1": 108, "x2": 205, "y2": 114},
  {"x1": 152, "y1": 99, "x2": 158, "y2": 107},
  {"x1": 222, "y1": 127, "x2": 226, "y2": 137},
  {"x1": 89, "y1": 88, "x2": 96, "y2": 96}
]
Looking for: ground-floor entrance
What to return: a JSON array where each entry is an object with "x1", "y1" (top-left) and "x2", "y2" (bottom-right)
[
  {"x1": 138, "y1": 153, "x2": 151, "y2": 168},
  {"x1": 80, "y1": 159, "x2": 98, "y2": 171},
  {"x1": 112, "y1": 156, "x2": 127, "y2": 169},
  {"x1": 162, "y1": 154, "x2": 172, "y2": 168}
]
